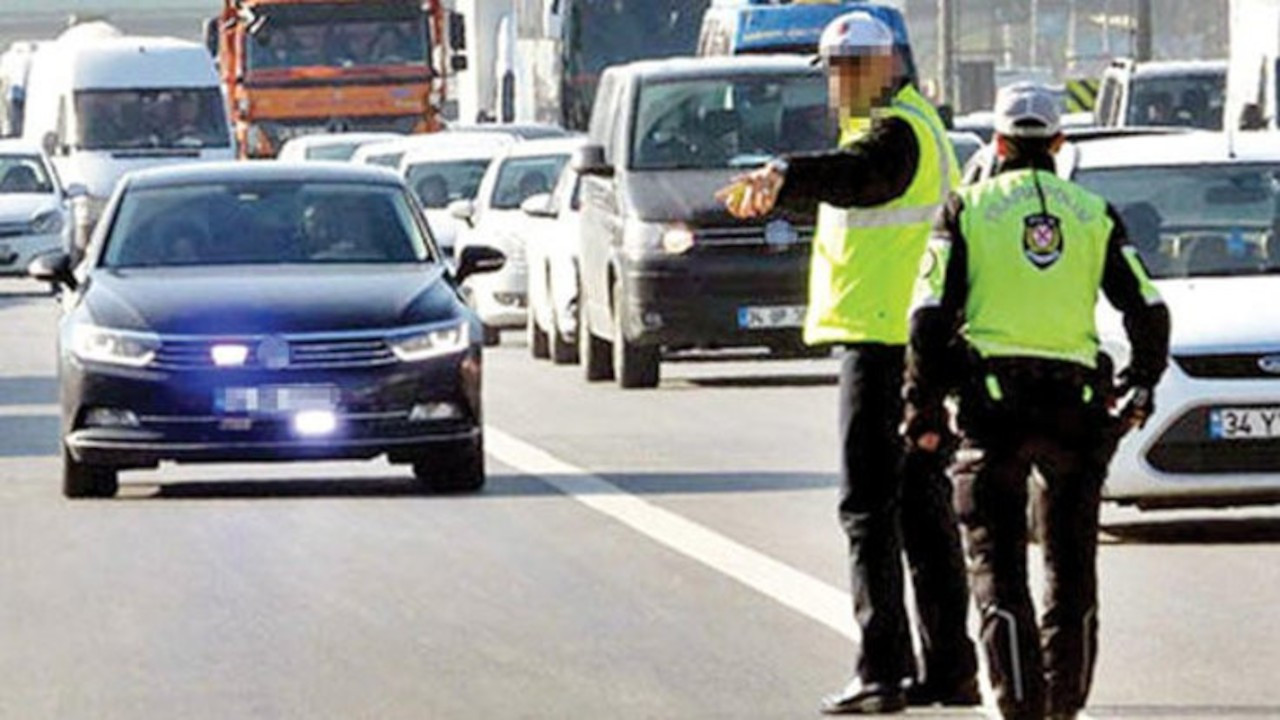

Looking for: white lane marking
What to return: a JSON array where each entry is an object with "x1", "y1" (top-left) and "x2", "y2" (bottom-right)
[
  {"x1": 487, "y1": 426, "x2": 1044, "y2": 718},
  {"x1": 0, "y1": 403, "x2": 58, "y2": 417}
]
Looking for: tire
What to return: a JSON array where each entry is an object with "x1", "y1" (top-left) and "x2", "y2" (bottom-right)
[
  {"x1": 412, "y1": 439, "x2": 485, "y2": 493},
  {"x1": 611, "y1": 278, "x2": 659, "y2": 389},
  {"x1": 527, "y1": 314, "x2": 550, "y2": 359},
  {"x1": 62, "y1": 447, "x2": 118, "y2": 499},
  {"x1": 549, "y1": 310, "x2": 578, "y2": 365},
  {"x1": 483, "y1": 324, "x2": 501, "y2": 347},
  {"x1": 580, "y1": 281, "x2": 613, "y2": 382}
]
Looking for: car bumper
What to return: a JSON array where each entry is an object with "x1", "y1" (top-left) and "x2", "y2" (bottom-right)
[
  {"x1": 619, "y1": 247, "x2": 810, "y2": 350},
  {"x1": 63, "y1": 351, "x2": 481, "y2": 469},
  {"x1": 0, "y1": 232, "x2": 65, "y2": 276},
  {"x1": 1105, "y1": 366, "x2": 1280, "y2": 508}
]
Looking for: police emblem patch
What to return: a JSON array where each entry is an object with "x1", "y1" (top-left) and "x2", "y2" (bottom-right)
[{"x1": 1023, "y1": 213, "x2": 1064, "y2": 269}]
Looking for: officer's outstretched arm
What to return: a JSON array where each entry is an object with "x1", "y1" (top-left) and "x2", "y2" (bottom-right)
[
  {"x1": 904, "y1": 195, "x2": 969, "y2": 445},
  {"x1": 774, "y1": 117, "x2": 919, "y2": 212},
  {"x1": 1099, "y1": 205, "x2": 1172, "y2": 391}
]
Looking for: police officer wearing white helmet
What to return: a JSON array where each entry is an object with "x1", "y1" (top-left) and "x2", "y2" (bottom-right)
[
  {"x1": 905, "y1": 82, "x2": 1170, "y2": 719},
  {"x1": 719, "y1": 10, "x2": 978, "y2": 714}
]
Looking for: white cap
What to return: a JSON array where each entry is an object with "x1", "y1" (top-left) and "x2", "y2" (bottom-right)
[
  {"x1": 994, "y1": 82, "x2": 1061, "y2": 138},
  {"x1": 818, "y1": 11, "x2": 895, "y2": 62}
]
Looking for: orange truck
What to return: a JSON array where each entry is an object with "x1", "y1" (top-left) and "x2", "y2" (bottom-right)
[{"x1": 208, "y1": 0, "x2": 459, "y2": 158}]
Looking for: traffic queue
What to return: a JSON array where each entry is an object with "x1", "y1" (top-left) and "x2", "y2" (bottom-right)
[{"x1": 0, "y1": 2, "x2": 1277, "y2": 719}]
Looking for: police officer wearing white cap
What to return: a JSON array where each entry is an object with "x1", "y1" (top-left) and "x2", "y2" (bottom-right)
[
  {"x1": 904, "y1": 82, "x2": 1170, "y2": 719},
  {"x1": 718, "y1": 10, "x2": 979, "y2": 714}
]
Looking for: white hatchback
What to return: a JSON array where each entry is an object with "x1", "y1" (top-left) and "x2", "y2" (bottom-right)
[
  {"x1": 519, "y1": 143, "x2": 587, "y2": 363},
  {"x1": 1063, "y1": 132, "x2": 1280, "y2": 508},
  {"x1": 449, "y1": 137, "x2": 582, "y2": 345},
  {"x1": 0, "y1": 140, "x2": 78, "y2": 277}
]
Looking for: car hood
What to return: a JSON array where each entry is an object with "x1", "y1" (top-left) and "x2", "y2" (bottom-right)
[
  {"x1": 1099, "y1": 275, "x2": 1280, "y2": 354},
  {"x1": 82, "y1": 264, "x2": 461, "y2": 335},
  {"x1": 0, "y1": 194, "x2": 62, "y2": 224},
  {"x1": 624, "y1": 169, "x2": 816, "y2": 227}
]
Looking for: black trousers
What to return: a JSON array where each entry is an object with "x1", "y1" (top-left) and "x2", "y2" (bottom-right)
[
  {"x1": 951, "y1": 369, "x2": 1119, "y2": 719},
  {"x1": 838, "y1": 344, "x2": 977, "y2": 689}
]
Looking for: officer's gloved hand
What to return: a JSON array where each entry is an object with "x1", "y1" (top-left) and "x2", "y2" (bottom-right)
[
  {"x1": 1116, "y1": 367, "x2": 1156, "y2": 431},
  {"x1": 902, "y1": 402, "x2": 949, "y2": 453}
]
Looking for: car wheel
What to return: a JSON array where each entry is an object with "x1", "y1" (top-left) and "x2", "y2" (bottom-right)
[
  {"x1": 527, "y1": 314, "x2": 550, "y2": 359},
  {"x1": 611, "y1": 278, "x2": 659, "y2": 389},
  {"x1": 580, "y1": 281, "x2": 613, "y2": 382},
  {"x1": 62, "y1": 447, "x2": 118, "y2": 499},
  {"x1": 549, "y1": 309, "x2": 578, "y2": 365},
  {"x1": 483, "y1": 324, "x2": 501, "y2": 347},
  {"x1": 412, "y1": 438, "x2": 485, "y2": 493}
]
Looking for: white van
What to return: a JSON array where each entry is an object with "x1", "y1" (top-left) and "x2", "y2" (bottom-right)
[
  {"x1": 22, "y1": 25, "x2": 234, "y2": 248},
  {"x1": 1227, "y1": 0, "x2": 1280, "y2": 130}
]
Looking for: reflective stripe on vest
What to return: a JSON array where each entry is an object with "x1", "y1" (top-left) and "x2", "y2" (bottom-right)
[
  {"x1": 958, "y1": 169, "x2": 1113, "y2": 368},
  {"x1": 804, "y1": 85, "x2": 959, "y2": 346}
]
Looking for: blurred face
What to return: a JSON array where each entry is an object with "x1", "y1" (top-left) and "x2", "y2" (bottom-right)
[{"x1": 827, "y1": 50, "x2": 896, "y2": 118}]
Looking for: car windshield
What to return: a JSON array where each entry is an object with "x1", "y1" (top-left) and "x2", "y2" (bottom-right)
[
  {"x1": 1125, "y1": 73, "x2": 1225, "y2": 129},
  {"x1": 630, "y1": 72, "x2": 829, "y2": 171},
  {"x1": 74, "y1": 88, "x2": 231, "y2": 150},
  {"x1": 406, "y1": 159, "x2": 491, "y2": 209},
  {"x1": 489, "y1": 155, "x2": 569, "y2": 210},
  {"x1": 246, "y1": 3, "x2": 428, "y2": 71},
  {"x1": 0, "y1": 154, "x2": 54, "y2": 194},
  {"x1": 103, "y1": 181, "x2": 433, "y2": 268},
  {"x1": 1076, "y1": 164, "x2": 1280, "y2": 279}
]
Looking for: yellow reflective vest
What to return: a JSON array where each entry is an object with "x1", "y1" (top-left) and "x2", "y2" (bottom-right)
[{"x1": 804, "y1": 85, "x2": 958, "y2": 346}]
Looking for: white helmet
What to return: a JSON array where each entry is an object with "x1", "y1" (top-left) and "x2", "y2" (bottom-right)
[{"x1": 817, "y1": 10, "x2": 895, "y2": 63}]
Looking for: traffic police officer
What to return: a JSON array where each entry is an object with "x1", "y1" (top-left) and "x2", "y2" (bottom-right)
[
  {"x1": 719, "y1": 11, "x2": 979, "y2": 714},
  {"x1": 903, "y1": 83, "x2": 1171, "y2": 720}
]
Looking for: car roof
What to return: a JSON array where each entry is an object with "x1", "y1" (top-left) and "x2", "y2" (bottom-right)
[
  {"x1": 124, "y1": 161, "x2": 404, "y2": 189},
  {"x1": 280, "y1": 132, "x2": 402, "y2": 150},
  {"x1": 399, "y1": 139, "x2": 513, "y2": 165},
  {"x1": 1066, "y1": 131, "x2": 1280, "y2": 173},
  {"x1": 0, "y1": 139, "x2": 45, "y2": 155},
  {"x1": 499, "y1": 135, "x2": 588, "y2": 159},
  {"x1": 446, "y1": 123, "x2": 569, "y2": 139},
  {"x1": 357, "y1": 131, "x2": 515, "y2": 160},
  {"x1": 607, "y1": 53, "x2": 820, "y2": 82},
  {"x1": 1129, "y1": 59, "x2": 1227, "y2": 77}
]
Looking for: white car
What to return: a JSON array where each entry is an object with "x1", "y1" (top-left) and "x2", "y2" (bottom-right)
[
  {"x1": 0, "y1": 140, "x2": 79, "y2": 277},
  {"x1": 398, "y1": 135, "x2": 515, "y2": 262},
  {"x1": 353, "y1": 130, "x2": 517, "y2": 171},
  {"x1": 449, "y1": 137, "x2": 581, "y2": 345},
  {"x1": 1059, "y1": 132, "x2": 1280, "y2": 509},
  {"x1": 276, "y1": 132, "x2": 402, "y2": 162},
  {"x1": 520, "y1": 142, "x2": 587, "y2": 364}
]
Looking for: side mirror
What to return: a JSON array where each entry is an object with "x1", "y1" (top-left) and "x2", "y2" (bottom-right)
[
  {"x1": 450, "y1": 54, "x2": 469, "y2": 72},
  {"x1": 571, "y1": 144, "x2": 613, "y2": 177},
  {"x1": 28, "y1": 252, "x2": 76, "y2": 290},
  {"x1": 448, "y1": 199, "x2": 476, "y2": 225},
  {"x1": 42, "y1": 131, "x2": 60, "y2": 158},
  {"x1": 1241, "y1": 102, "x2": 1267, "y2": 131},
  {"x1": 203, "y1": 17, "x2": 219, "y2": 57},
  {"x1": 448, "y1": 11, "x2": 467, "y2": 51},
  {"x1": 520, "y1": 192, "x2": 556, "y2": 219},
  {"x1": 64, "y1": 183, "x2": 88, "y2": 200},
  {"x1": 454, "y1": 245, "x2": 505, "y2": 284}
]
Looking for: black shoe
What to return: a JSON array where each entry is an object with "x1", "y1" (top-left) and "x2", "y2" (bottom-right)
[
  {"x1": 820, "y1": 680, "x2": 907, "y2": 715},
  {"x1": 904, "y1": 677, "x2": 982, "y2": 707}
]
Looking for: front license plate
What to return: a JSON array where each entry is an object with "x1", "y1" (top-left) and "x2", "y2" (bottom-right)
[
  {"x1": 737, "y1": 305, "x2": 806, "y2": 329},
  {"x1": 217, "y1": 385, "x2": 338, "y2": 415},
  {"x1": 1208, "y1": 407, "x2": 1280, "y2": 440}
]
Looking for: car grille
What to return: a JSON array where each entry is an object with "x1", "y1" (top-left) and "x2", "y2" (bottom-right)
[
  {"x1": 153, "y1": 335, "x2": 397, "y2": 371},
  {"x1": 1146, "y1": 405, "x2": 1280, "y2": 474},
  {"x1": 694, "y1": 225, "x2": 815, "y2": 248},
  {"x1": 1174, "y1": 353, "x2": 1280, "y2": 379}
]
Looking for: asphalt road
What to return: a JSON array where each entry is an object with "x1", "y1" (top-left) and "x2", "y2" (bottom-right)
[{"x1": 1, "y1": 276, "x2": 1279, "y2": 719}]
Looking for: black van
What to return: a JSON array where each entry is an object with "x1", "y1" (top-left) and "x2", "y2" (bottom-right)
[{"x1": 573, "y1": 56, "x2": 825, "y2": 388}]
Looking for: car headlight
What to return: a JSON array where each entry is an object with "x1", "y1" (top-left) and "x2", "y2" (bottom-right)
[
  {"x1": 622, "y1": 221, "x2": 695, "y2": 256},
  {"x1": 31, "y1": 209, "x2": 64, "y2": 235},
  {"x1": 388, "y1": 322, "x2": 470, "y2": 362},
  {"x1": 70, "y1": 324, "x2": 160, "y2": 367}
]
